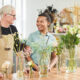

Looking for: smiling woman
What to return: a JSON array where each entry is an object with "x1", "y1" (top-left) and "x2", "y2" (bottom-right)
[{"x1": 25, "y1": 12, "x2": 58, "y2": 73}]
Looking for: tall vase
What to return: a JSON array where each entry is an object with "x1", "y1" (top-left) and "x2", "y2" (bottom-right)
[
  {"x1": 65, "y1": 47, "x2": 77, "y2": 73},
  {"x1": 39, "y1": 52, "x2": 50, "y2": 77},
  {"x1": 16, "y1": 51, "x2": 25, "y2": 80},
  {"x1": 56, "y1": 55, "x2": 62, "y2": 73},
  {"x1": 39, "y1": 58, "x2": 48, "y2": 77}
]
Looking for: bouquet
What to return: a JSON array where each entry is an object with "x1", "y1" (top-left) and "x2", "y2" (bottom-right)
[{"x1": 60, "y1": 25, "x2": 80, "y2": 72}]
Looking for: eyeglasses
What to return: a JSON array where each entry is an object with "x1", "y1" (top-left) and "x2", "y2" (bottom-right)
[{"x1": 7, "y1": 14, "x2": 16, "y2": 18}]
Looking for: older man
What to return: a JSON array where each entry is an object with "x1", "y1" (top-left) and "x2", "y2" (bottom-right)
[{"x1": 0, "y1": 5, "x2": 19, "y2": 74}]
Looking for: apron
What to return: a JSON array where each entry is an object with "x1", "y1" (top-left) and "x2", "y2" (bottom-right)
[{"x1": 0, "y1": 26, "x2": 14, "y2": 73}]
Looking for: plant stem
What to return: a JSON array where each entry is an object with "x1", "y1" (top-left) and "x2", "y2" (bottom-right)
[{"x1": 67, "y1": 48, "x2": 76, "y2": 72}]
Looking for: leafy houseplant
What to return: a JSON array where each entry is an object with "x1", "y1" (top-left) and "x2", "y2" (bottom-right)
[
  {"x1": 39, "y1": 46, "x2": 53, "y2": 77},
  {"x1": 28, "y1": 39, "x2": 54, "y2": 77},
  {"x1": 60, "y1": 26, "x2": 80, "y2": 73}
]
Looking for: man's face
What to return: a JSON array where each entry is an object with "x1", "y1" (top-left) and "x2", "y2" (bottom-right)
[{"x1": 5, "y1": 10, "x2": 16, "y2": 25}]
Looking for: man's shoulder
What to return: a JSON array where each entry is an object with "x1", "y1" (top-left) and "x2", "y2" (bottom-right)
[
  {"x1": 10, "y1": 25, "x2": 18, "y2": 33},
  {"x1": 10, "y1": 25, "x2": 17, "y2": 29}
]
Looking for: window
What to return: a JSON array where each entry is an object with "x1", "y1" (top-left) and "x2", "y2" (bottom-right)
[{"x1": 0, "y1": 0, "x2": 27, "y2": 39}]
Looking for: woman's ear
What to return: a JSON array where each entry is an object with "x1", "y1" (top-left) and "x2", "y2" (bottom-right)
[{"x1": 48, "y1": 22, "x2": 50, "y2": 26}]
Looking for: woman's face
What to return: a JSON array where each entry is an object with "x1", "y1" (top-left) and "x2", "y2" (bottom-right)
[{"x1": 36, "y1": 16, "x2": 50, "y2": 32}]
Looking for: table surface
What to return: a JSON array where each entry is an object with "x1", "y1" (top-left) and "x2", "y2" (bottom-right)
[
  {"x1": 0, "y1": 68, "x2": 80, "y2": 80},
  {"x1": 25, "y1": 68, "x2": 80, "y2": 80},
  {"x1": 26, "y1": 68, "x2": 80, "y2": 80}
]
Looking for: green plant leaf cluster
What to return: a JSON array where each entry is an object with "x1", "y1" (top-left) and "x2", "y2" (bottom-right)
[
  {"x1": 53, "y1": 42, "x2": 64, "y2": 55},
  {"x1": 61, "y1": 32, "x2": 80, "y2": 49},
  {"x1": 14, "y1": 32, "x2": 27, "y2": 52}
]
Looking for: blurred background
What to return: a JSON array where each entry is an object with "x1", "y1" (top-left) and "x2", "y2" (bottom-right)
[{"x1": 0, "y1": 0, "x2": 80, "y2": 38}]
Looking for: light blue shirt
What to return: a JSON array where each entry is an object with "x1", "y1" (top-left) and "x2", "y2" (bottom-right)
[{"x1": 26, "y1": 31, "x2": 57, "y2": 65}]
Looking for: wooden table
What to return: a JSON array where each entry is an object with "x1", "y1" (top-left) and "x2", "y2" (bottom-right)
[
  {"x1": 0, "y1": 68, "x2": 80, "y2": 80},
  {"x1": 25, "y1": 68, "x2": 80, "y2": 80}
]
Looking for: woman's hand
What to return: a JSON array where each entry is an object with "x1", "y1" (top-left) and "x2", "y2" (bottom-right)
[
  {"x1": 24, "y1": 46, "x2": 39, "y2": 71},
  {"x1": 31, "y1": 61, "x2": 39, "y2": 71},
  {"x1": 24, "y1": 46, "x2": 32, "y2": 57}
]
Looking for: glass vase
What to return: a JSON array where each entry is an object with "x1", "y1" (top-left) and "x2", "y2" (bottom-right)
[
  {"x1": 39, "y1": 53, "x2": 50, "y2": 77},
  {"x1": 24, "y1": 62, "x2": 33, "y2": 78},
  {"x1": 16, "y1": 51, "x2": 25, "y2": 80},
  {"x1": 56, "y1": 55, "x2": 62, "y2": 73},
  {"x1": 65, "y1": 47, "x2": 77, "y2": 73},
  {"x1": 39, "y1": 59, "x2": 48, "y2": 77}
]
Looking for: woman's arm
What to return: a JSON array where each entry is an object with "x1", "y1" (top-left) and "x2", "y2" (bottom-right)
[
  {"x1": 48, "y1": 52, "x2": 58, "y2": 71},
  {"x1": 24, "y1": 46, "x2": 39, "y2": 71}
]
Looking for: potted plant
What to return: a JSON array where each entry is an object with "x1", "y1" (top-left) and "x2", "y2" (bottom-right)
[
  {"x1": 28, "y1": 40, "x2": 55, "y2": 77},
  {"x1": 61, "y1": 25, "x2": 80, "y2": 73},
  {"x1": 14, "y1": 33, "x2": 26, "y2": 79}
]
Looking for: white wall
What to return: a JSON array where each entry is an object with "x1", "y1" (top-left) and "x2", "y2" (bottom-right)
[
  {"x1": 0, "y1": 0, "x2": 27, "y2": 39},
  {"x1": 26, "y1": 0, "x2": 80, "y2": 38},
  {"x1": 0, "y1": 0, "x2": 80, "y2": 38},
  {"x1": 16, "y1": 0, "x2": 27, "y2": 39}
]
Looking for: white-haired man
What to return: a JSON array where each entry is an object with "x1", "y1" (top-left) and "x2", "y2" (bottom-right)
[{"x1": 0, "y1": 5, "x2": 19, "y2": 75}]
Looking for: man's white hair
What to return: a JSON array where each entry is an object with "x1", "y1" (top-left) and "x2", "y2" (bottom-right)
[{"x1": 0, "y1": 5, "x2": 15, "y2": 17}]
